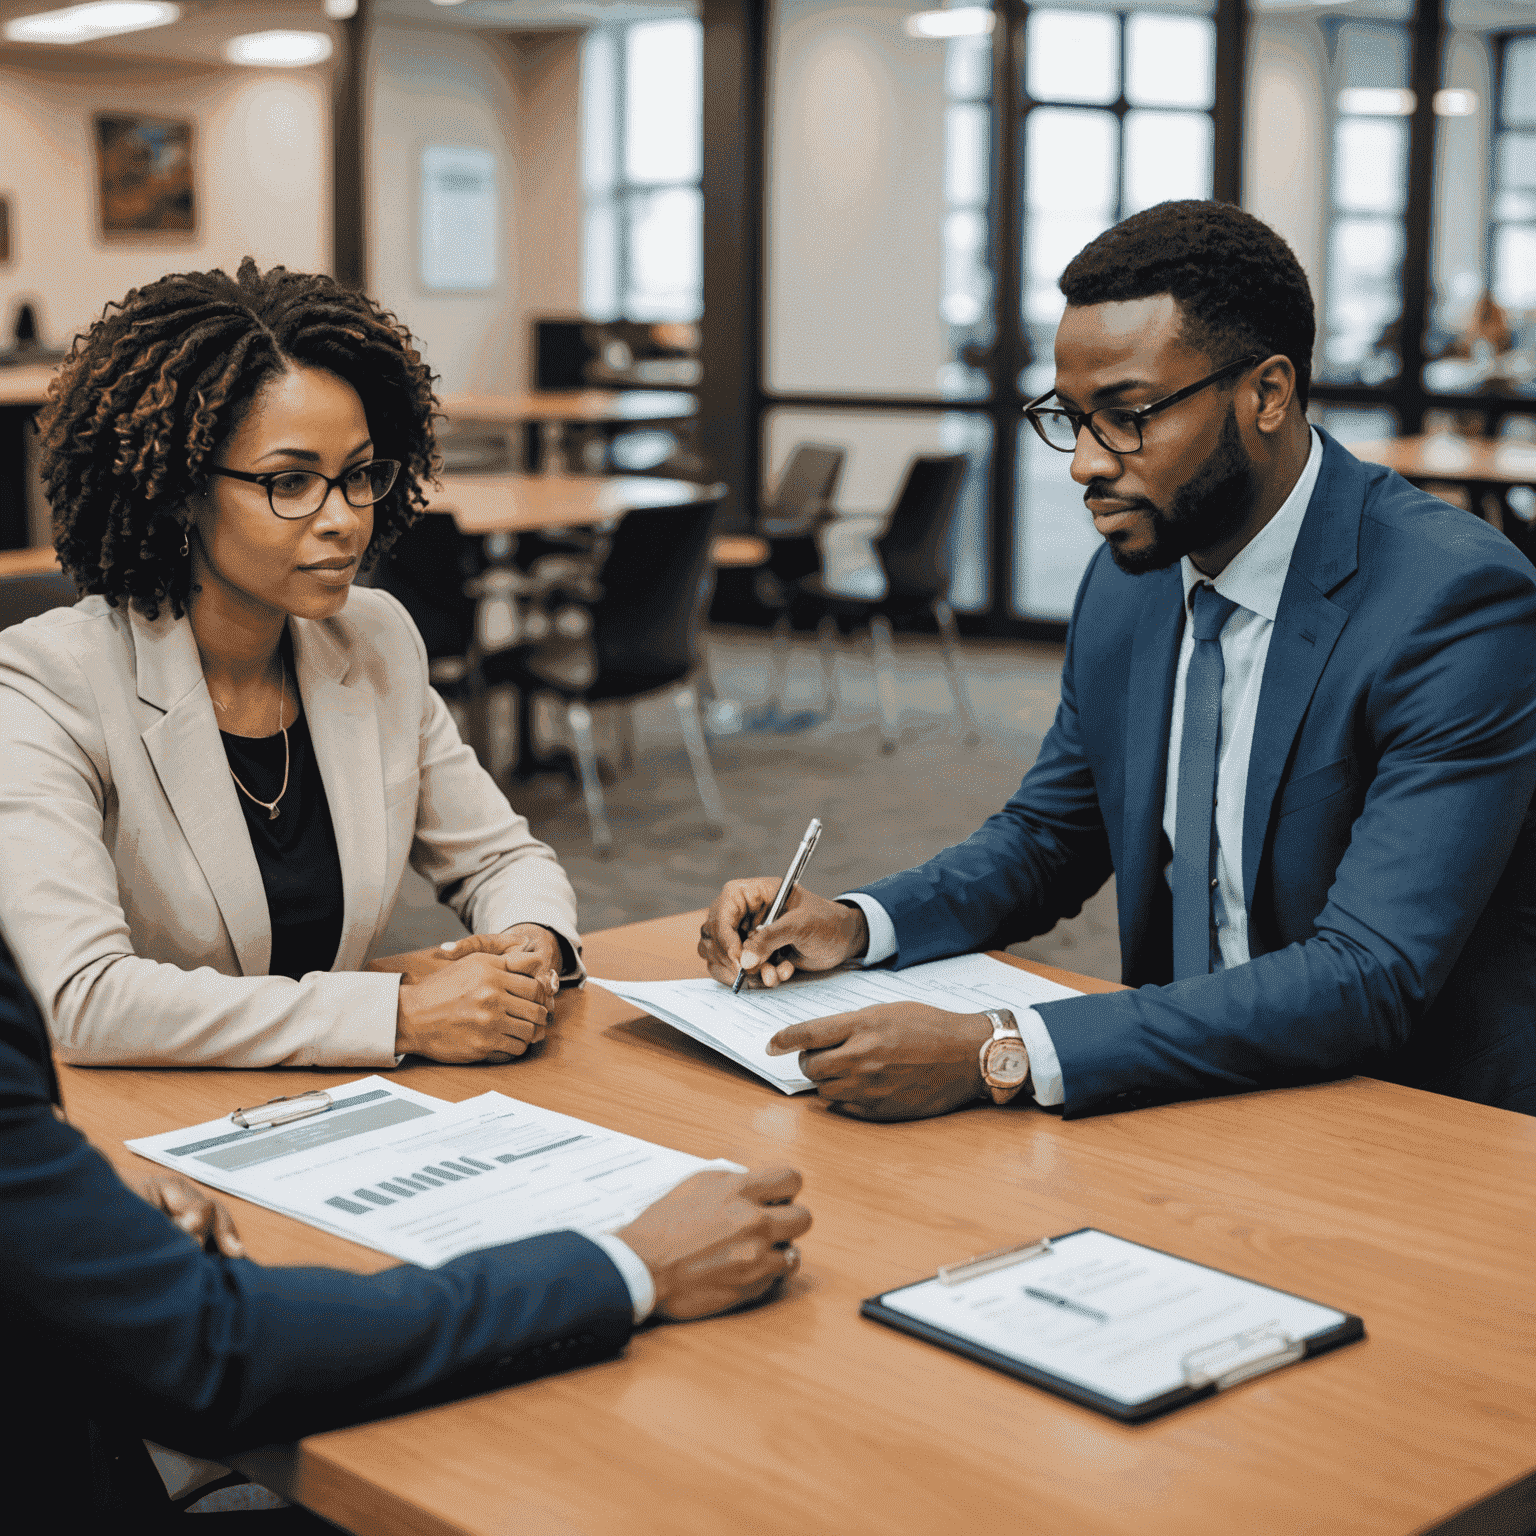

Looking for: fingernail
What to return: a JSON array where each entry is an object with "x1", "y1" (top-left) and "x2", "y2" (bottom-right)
[
  {"x1": 741, "y1": 951, "x2": 758, "y2": 968},
  {"x1": 439, "y1": 940, "x2": 457, "y2": 951},
  {"x1": 229, "y1": 1242, "x2": 246, "y2": 1257}
]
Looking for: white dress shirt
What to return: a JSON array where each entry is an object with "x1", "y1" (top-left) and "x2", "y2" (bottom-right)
[
  {"x1": 591, "y1": 1233, "x2": 656, "y2": 1322},
  {"x1": 841, "y1": 429, "x2": 1324, "y2": 1107}
]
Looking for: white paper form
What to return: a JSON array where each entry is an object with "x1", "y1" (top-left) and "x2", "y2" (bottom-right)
[
  {"x1": 879, "y1": 1229, "x2": 1350, "y2": 1410},
  {"x1": 128, "y1": 1079, "x2": 736, "y2": 1267},
  {"x1": 591, "y1": 954, "x2": 1083, "y2": 1095}
]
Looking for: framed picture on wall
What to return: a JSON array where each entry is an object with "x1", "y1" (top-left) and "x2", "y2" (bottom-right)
[
  {"x1": 94, "y1": 114, "x2": 195, "y2": 235},
  {"x1": 419, "y1": 145, "x2": 497, "y2": 291}
]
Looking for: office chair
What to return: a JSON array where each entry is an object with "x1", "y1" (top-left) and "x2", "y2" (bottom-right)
[
  {"x1": 483, "y1": 487, "x2": 729, "y2": 856},
  {"x1": 750, "y1": 443, "x2": 846, "y2": 724},
  {"x1": 790, "y1": 453, "x2": 981, "y2": 754}
]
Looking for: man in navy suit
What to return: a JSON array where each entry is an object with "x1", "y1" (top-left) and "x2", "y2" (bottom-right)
[
  {"x1": 701, "y1": 201, "x2": 1536, "y2": 1120},
  {"x1": 0, "y1": 936, "x2": 810, "y2": 1528}
]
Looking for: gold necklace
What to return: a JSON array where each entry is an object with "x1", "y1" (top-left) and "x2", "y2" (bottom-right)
[{"x1": 224, "y1": 667, "x2": 290, "y2": 821}]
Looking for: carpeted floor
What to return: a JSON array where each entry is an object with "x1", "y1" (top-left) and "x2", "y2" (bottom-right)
[{"x1": 377, "y1": 626, "x2": 1123, "y2": 983}]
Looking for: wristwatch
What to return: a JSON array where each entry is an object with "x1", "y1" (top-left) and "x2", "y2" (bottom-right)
[{"x1": 978, "y1": 1009, "x2": 1031, "y2": 1104}]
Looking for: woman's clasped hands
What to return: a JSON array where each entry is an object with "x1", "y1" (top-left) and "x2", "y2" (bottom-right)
[{"x1": 371, "y1": 925, "x2": 565, "y2": 1064}]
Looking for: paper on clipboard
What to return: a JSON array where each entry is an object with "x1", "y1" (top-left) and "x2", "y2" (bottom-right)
[
  {"x1": 873, "y1": 1229, "x2": 1355, "y2": 1413},
  {"x1": 591, "y1": 953, "x2": 1082, "y2": 1095}
]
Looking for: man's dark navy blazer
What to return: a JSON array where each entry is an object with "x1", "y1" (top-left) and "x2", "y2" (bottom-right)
[
  {"x1": 0, "y1": 937, "x2": 634, "y2": 1528},
  {"x1": 861, "y1": 433, "x2": 1536, "y2": 1116}
]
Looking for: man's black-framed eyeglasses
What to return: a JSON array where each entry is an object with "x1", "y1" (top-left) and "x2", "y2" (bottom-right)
[
  {"x1": 1022, "y1": 355, "x2": 1260, "y2": 455},
  {"x1": 208, "y1": 459, "x2": 402, "y2": 520}
]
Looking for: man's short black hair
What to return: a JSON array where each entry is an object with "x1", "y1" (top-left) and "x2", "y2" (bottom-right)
[{"x1": 1059, "y1": 200, "x2": 1316, "y2": 410}]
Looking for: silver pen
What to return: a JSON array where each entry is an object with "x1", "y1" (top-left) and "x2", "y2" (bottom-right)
[{"x1": 731, "y1": 817, "x2": 823, "y2": 994}]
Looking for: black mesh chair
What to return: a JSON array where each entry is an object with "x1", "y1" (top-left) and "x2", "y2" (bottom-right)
[
  {"x1": 0, "y1": 569, "x2": 77, "y2": 629},
  {"x1": 483, "y1": 486, "x2": 729, "y2": 856},
  {"x1": 790, "y1": 453, "x2": 980, "y2": 754},
  {"x1": 750, "y1": 444, "x2": 846, "y2": 719},
  {"x1": 374, "y1": 511, "x2": 485, "y2": 688}
]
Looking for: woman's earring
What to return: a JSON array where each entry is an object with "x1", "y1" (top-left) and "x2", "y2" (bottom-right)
[{"x1": 180, "y1": 529, "x2": 189, "y2": 558}]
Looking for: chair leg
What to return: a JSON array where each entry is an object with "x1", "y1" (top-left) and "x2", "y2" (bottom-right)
[
  {"x1": 673, "y1": 685, "x2": 728, "y2": 836},
  {"x1": 565, "y1": 701, "x2": 614, "y2": 857},
  {"x1": 816, "y1": 615, "x2": 840, "y2": 718},
  {"x1": 768, "y1": 612, "x2": 792, "y2": 714},
  {"x1": 868, "y1": 615, "x2": 900, "y2": 754},
  {"x1": 933, "y1": 599, "x2": 982, "y2": 746},
  {"x1": 617, "y1": 704, "x2": 636, "y2": 776}
]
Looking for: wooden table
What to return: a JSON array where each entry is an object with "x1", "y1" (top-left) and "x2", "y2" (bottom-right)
[
  {"x1": 0, "y1": 544, "x2": 61, "y2": 578},
  {"x1": 441, "y1": 390, "x2": 695, "y2": 427},
  {"x1": 57, "y1": 911, "x2": 1536, "y2": 1535},
  {"x1": 1353, "y1": 435, "x2": 1536, "y2": 553},
  {"x1": 440, "y1": 391, "x2": 697, "y2": 475},
  {"x1": 425, "y1": 472, "x2": 722, "y2": 536}
]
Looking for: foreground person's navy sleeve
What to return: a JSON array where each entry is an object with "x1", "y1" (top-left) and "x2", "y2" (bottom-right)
[{"x1": 0, "y1": 946, "x2": 634, "y2": 1464}]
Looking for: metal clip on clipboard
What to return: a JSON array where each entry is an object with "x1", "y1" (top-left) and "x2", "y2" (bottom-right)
[
  {"x1": 229, "y1": 1092, "x2": 333, "y2": 1131},
  {"x1": 938, "y1": 1237, "x2": 1053, "y2": 1285},
  {"x1": 1181, "y1": 1326, "x2": 1305, "y2": 1391}
]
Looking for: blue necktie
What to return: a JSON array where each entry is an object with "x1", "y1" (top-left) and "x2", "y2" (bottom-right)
[{"x1": 1173, "y1": 583, "x2": 1239, "y2": 981}]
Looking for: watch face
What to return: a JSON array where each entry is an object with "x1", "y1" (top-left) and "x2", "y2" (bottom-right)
[{"x1": 986, "y1": 1040, "x2": 1029, "y2": 1087}]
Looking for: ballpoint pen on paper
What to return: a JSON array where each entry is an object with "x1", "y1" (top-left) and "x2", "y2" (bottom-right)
[
  {"x1": 1024, "y1": 1286, "x2": 1109, "y2": 1323},
  {"x1": 732, "y1": 817, "x2": 823, "y2": 994}
]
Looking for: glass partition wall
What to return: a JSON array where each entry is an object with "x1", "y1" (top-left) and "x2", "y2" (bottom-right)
[
  {"x1": 689, "y1": 0, "x2": 1532, "y2": 632},
  {"x1": 1304, "y1": 0, "x2": 1536, "y2": 445},
  {"x1": 763, "y1": 0, "x2": 1243, "y2": 629}
]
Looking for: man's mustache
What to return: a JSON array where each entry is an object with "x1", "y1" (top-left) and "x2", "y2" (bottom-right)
[{"x1": 1084, "y1": 483, "x2": 1157, "y2": 512}]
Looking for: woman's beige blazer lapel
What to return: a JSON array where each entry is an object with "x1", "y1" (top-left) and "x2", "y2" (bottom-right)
[
  {"x1": 131, "y1": 606, "x2": 271, "y2": 975},
  {"x1": 291, "y1": 616, "x2": 388, "y2": 970}
]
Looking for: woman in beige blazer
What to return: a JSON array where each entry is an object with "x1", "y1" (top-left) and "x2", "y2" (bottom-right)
[{"x1": 0, "y1": 260, "x2": 579, "y2": 1069}]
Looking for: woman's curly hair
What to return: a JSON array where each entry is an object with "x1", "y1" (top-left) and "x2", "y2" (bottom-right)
[{"x1": 38, "y1": 257, "x2": 439, "y2": 619}]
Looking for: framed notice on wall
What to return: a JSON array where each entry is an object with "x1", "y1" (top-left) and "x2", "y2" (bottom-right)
[{"x1": 419, "y1": 145, "x2": 497, "y2": 292}]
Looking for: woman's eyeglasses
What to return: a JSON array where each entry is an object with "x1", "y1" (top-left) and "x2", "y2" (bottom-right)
[
  {"x1": 208, "y1": 459, "x2": 402, "y2": 520},
  {"x1": 1022, "y1": 355, "x2": 1260, "y2": 455}
]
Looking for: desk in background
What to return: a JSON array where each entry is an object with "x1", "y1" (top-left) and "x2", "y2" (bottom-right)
[
  {"x1": 1352, "y1": 435, "x2": 1536, "y2": 557},
  {"x1": 59, "y1": 910, "x2": 1536, "y2": 1536},
  {"x1": 424, "y1": 471, "x2": 718, "y2": 537},
  {"x1": 439, "y1": 390, "x2": 697, "y2": 475}
]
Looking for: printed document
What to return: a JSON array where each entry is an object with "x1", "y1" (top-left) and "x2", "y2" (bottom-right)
[
  {"x1": 591, "y1": 954, "x2": 1082, "y2": 1094},
  {"x1": 879, "y1": 1229, "x2": 1350, "y2": 1410},
  {"x1": 127, "y1": 1076, "x2": 736, "y2": 1267}
]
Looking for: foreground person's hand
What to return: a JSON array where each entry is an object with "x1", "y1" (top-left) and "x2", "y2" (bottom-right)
[
  {"x1": 137, "y1": 1172, "x2": 246, "y2": 1257},
  {"x1": 615, "y1": 1167, "x2": 812, "y2": 1321},
  {"x1": 698, "y1": 879, "x2": 868, "y2": 989},
  {"x1": 767, "y1": 1003, "x2": 993, "y2": 1121},
  {"x1": 394, "y1": 951, "x2": 555, "y2": 1062}
]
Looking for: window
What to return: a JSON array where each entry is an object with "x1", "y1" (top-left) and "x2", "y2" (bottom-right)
[
  {"x1": 581, "y1": 19, "x2": 704, "y2": 322},
  {"x1": 1016, "y1": 2, "x2": 1218, "y2": 619},
  {"x1": 1020, "y1": 5, "x2": 1217, "y2": 341},
  {"x1": 1491, "y1": 32, "x2": 1536, "y2": 313},
  {"x1": 1317, "y1": 16, "x2": 1414, "y2": 386}
]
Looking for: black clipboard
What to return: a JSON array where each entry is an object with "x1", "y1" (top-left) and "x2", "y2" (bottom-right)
[{"x1": 861, "y1": 1227, "x2": 1365, "y2": 1424}]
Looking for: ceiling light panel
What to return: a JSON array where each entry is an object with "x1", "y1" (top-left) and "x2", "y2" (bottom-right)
[
  {"x1": 224, "y1": 30, "x2": 334, "y2": 67},
  {"x1": 2, "y1": 2, "x2": 180, "y2": 45}
]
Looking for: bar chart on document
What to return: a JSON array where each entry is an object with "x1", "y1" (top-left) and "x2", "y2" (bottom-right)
[{"x1": 128, "y1": 1077, "x2": 738, "y2": 1267}]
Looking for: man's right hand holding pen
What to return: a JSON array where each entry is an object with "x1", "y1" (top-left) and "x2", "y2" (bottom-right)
[{"x1": 699, "y1": 880, "x2": 871, "y2": 989}]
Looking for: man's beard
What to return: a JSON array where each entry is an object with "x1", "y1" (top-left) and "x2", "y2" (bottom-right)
[{"x1": 1092, "y1": 407, "x2": 1259, "y2": 576}]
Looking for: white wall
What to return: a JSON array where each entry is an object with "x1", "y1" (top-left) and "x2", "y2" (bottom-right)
[
  {"x1": 1242, "y1": 13, "x2": 1330, "y2": 303},
  {"x1": 765, "y1": 0, "x2": 952, "y2": 397},
  {"x1": 365, "y1": 23, "x2": 583, "y2": 397},
  {"x1": 0, "y1": 56, "x2": 330, "y2": 351}
]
